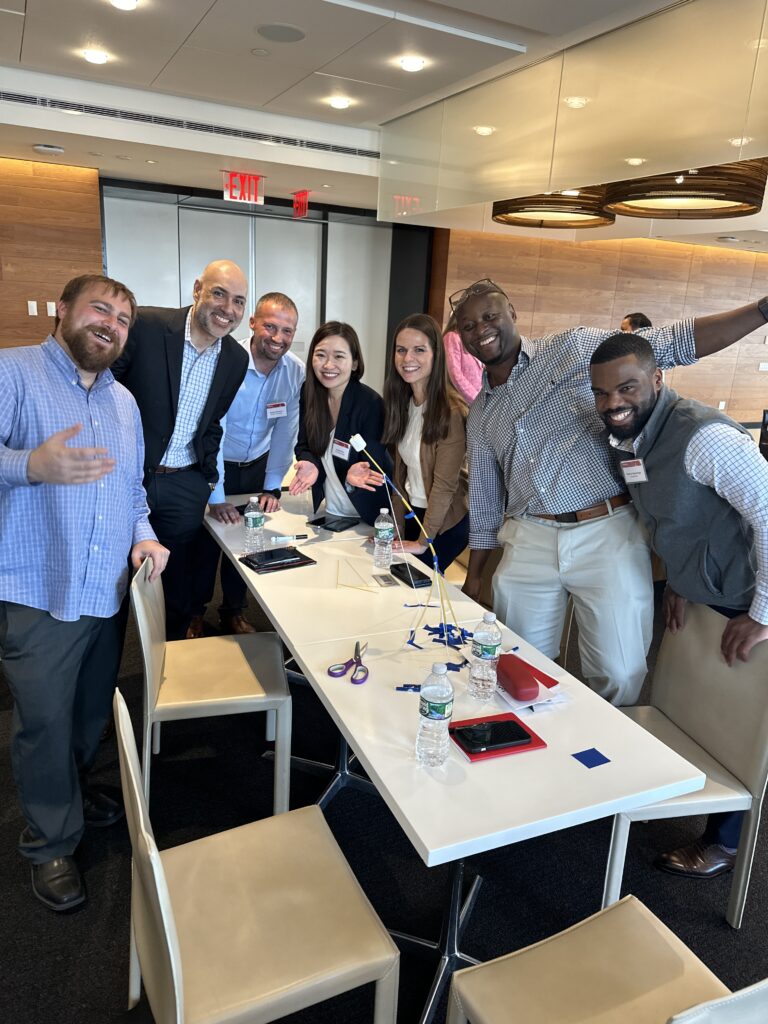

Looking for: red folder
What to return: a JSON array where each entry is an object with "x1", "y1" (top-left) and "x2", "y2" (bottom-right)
[{"x1": 449, "y1": 712, "x2": 546, "y2": 762}]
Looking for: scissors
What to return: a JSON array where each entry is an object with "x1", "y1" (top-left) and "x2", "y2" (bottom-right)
[{"x1": 328, "y1": 641, "x2": 369, "y2": 684}]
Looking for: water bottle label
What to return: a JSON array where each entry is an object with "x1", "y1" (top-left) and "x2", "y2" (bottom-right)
[
  {"x1": 245, "y1": 510, "x2": 265, "y2": 529},
  {"x1": 471, "y1": 640, "x2": 500, "y2": 659},
  {"x1": 419, "y1": 696, "x2": 453, "y2": 720},
  {"x1": 375, "y1": 527, "x2": 394, "y2": 541}
]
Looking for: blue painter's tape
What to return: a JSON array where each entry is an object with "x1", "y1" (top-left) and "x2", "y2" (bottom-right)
[{"x1": 572, "y1": 748, "x2": 610, "y2": 769}]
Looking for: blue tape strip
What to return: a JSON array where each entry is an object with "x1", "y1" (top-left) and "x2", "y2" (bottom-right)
[{"x1": 404, "y1": 511, "x2": 416, "y2": 520}]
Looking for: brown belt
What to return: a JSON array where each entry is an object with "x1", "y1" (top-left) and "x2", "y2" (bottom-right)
[
  {"x1": 154, "y1": 464, "x2": 197, "y2": 474},
  {"x1": 533, "y1": 493, "x2": 631, "y2": 524}
]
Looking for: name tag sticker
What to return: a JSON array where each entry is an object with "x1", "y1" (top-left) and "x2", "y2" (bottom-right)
[
  {"x1": 266, "y1": 402, "x2": 287, "y2": 420},
  {"x1": 332, "y1": 438, "x2": 351, "y2": 462},
  {"x1": 620, "y1": 458, "x2": 648, "y2": 484}
]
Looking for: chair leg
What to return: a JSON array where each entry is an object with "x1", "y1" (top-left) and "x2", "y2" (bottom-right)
[
  {"x1": 372, "y1": 957, "x2": 400, "y2": 1024},
  {"x1": 141, "y1": 719, "x2": 153, "y2": 803},
  {"x1": 128, "y1": 909, "x2": 141, "y2": 1008},
  {"x1": 265, "y1": 709, "x2": 276, "y2": 742},
  {"x1": 602, "y1": 813, "x2": 631, "y2": 909},
  {"x1": 446, "y1": 979, "x2": 469, "y2": 1024},
  {"x1": 152, "y1": 721, "x2": 161, "y2": 755},
  {"x1": 272, "y1": 700, "x2": 292, "y2": 815},
  {"x1": 726, "y1": 804, "x2": 761, "y2": 929}
]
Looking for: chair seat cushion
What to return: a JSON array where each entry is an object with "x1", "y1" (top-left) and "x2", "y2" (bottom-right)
[
  {"x1": 161, "y1": 804, "x2": 398, "y2": 1024},
  {"x1": 451, "y1": 896, "x2": 729, "y2": 1024},
  {"x1": 156, "y1": 632, "x2": 288, "y2": 716},
  {"x1": 621, "y1": 707, "x2": 752, "y2": 819}
]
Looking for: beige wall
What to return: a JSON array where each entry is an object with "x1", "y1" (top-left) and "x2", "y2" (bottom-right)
[
  {"x1": 436, "y1": 231, "x2": 768, "y2": 423},
  {"x1": 0, "y1": 157, "x2": 102, "y2": 348}
]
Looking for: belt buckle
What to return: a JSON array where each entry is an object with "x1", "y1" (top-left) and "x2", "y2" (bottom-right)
[{"x1": 556, "y1": 511, "x2": 578, "y2": 524}]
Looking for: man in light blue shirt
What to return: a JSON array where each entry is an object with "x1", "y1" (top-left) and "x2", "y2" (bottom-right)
[
  {"x1": 189, "y1": 292, "x2": 304, "y2": 636},
  {"x1": 0, "y1": 274, "x2": 168, "y2": 912}
]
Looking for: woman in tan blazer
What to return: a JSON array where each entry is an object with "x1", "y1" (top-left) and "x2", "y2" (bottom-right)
[{"x1": 382, "y1": 313, "x2": 469, "y2": 572}]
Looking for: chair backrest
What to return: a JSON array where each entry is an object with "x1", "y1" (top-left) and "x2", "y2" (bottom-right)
[
  {"x1": 130, "y1": 558, "x2": 167, "y2": 713},
  {"x1": 113, "y1": 689, "x2": 183, "y2": 1024},
  {"x1": 668, "y1": 977, "x2": 768, "y2": 1022},
  {"x1": 652, "y1": 602, "x2": 768, "y2": 796}
]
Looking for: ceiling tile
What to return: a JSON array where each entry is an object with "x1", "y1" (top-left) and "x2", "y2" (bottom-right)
[{"x1": 0, "y1": 12, "x2": 24, "y2": 64}]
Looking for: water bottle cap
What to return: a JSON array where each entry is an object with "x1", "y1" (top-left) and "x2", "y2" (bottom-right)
[
  {"x1": 482, "y1": 611, "x2": 496, "y2": 623},
  {"x1": 379, "y1": 508, "x2": 388, "y2": 514},
  {"x1": 249, "y1": 496, "x2": 259, "y2": 503},
  {"x1": 431, "y1": 662, "x2": 448, "y2": 675}
]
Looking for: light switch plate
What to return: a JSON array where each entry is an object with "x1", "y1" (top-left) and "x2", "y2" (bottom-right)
[
  {"x1": 27, "y1": 300, "x2": 38, "y2": 316},
  {"x1": 46, "y1": 301, "x2": 56, "y2": 316}
]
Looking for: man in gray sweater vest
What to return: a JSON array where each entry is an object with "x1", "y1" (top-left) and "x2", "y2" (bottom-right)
[{"x1": 589, "y1": 332, "x2": 768, "y2": 880}]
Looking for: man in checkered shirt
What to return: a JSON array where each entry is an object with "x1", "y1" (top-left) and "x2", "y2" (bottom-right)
[{"x1": 457, "y1": 278, "x2": 768, "y2": 706}]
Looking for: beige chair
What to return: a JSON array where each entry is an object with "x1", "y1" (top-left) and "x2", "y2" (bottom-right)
[
  {"x1": 130, "y1": 557, "x2": 291, "y2": 814},
  {"x1": 601, "y1": 602, "x2": 768, "y2": 928},
  {"x1": 447, "y1": 895, "x2": 768, "y2": 1024},
  {"x1": 114, "y1": 689, "x2": 399, "y2": 1023}
]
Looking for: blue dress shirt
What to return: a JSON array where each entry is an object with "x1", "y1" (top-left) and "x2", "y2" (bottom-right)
[{"x1": 0, "y1": 338, "x2": 155, "y2": 621}]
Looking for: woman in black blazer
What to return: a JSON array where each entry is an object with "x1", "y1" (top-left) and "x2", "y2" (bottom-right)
[{"x1": 290, "y1": 322, "x2": 390, "y2": 525}]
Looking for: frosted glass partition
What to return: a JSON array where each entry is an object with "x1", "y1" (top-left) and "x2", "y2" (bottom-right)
[
  {"x1": 325, "y1": 221, "x2": 392, "y2": 395},
  {"x1": 103, "y1": 197, "x2": 180, "y2": 307},
  {"x1": 253, "y1": 217, "x2": 322, "y2": 361},
  {"x1": 178, "y1": 207, "x2": 252, "y2": 341},
  {"x1": 378, "y1": 101, "x2": 444, "y2": 223}
]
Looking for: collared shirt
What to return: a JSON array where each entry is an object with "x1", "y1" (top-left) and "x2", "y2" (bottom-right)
[
  {"x1": 210, "y1": 342, "x2": 305, "y2": 503},
  {"x1": 613, "y1": 423, "x2": 768, "y2": 624},
  {"x1": 161, "y1": 309, "x2": 222, "y2": 467},
  {"x1": 467, "y1": 320, "x2": 697, "y2": 548},
  {"x1": 0, "y1": 338, "x2": 155, "y2": 621}
]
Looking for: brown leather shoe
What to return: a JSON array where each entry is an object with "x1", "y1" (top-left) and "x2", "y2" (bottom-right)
[
  {"x1": 185, "y1": 615, "x2": 205, "y2": 640},
  {"x1": 655, "y1": 840, "x2": 736, "y2": 879},
  {"x1": 221, "y1": 613, "x2": 256, "y2": 635}
]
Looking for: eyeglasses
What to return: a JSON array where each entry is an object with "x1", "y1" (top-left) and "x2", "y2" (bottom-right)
[{"x1": 448, "y1": 278, "x2": 508, "y2": 313}]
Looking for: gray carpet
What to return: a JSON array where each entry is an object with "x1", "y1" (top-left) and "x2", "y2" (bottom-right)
[{"x1": 2, "y1": 586, "x2": 767, "y2": 1023}]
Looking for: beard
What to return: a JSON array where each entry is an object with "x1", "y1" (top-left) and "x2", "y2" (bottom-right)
[
  {"x1": 61, "y1": 323, "x2": 122, "y2": 373},
  {"x1": 600, "y1": 397, "x2": 656, "y2": 440}
]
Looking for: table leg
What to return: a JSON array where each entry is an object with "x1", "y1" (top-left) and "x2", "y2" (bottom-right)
[
  {"x1": 390, "y1": 860, "x2": 482, "y2": 1024},
  {"x1": 316, "y1": 735, "x2": 377, "y2": 809}
]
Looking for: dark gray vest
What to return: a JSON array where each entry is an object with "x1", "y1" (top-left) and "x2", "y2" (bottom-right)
[{"x1": 619, "y1": 386, "x2": 755, "y2": 609}]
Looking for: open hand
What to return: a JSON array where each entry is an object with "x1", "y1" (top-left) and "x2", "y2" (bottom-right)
[
  {"x1": 27, "y1": 424, "x2": 115, "y2": 484},
  {"x1": 288, "y1": 461, "x2": 319, "y2": 495},
  {"x1": 346, "y1": 461, "x2": 385, "y2": 492}
]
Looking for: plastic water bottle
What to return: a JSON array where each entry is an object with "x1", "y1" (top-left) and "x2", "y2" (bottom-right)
[
  {"x1": 243, "y1": 496, "x2": 266, "y2": 554},
  {"x1": 373, "y1": 507, "x2": 394, "y2": 570},
  {"x1": 468, "y1": 611, "x2": 503, "y2": 701},
  {"x1": 415, "y1": 663, "x2": 454, "y2": 767}
]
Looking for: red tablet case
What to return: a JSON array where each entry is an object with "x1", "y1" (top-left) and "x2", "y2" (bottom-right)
[{"x1": 449, "y1": 712, "x2": 546, "y2": 762}]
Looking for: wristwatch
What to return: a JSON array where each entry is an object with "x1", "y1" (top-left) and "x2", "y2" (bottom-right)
[{"x1": 758, "y1": 295, "x2": 768, "y2": 323}]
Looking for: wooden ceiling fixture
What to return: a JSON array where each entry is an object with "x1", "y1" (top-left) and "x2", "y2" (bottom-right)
[
  {"x1": 603, "y1": 159, "x2": 768, "y2": 219},
  {"x1": 491, "y1": 186, "x2": 615, "y2": 228}
]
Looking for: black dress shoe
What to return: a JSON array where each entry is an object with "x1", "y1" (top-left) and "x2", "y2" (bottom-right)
[
  {"x1": 655, "y1": 840, "x2": 736, "y2": 879},
  {"x1": 31, "y1": 857, "x2": 85, "y2": 911},
  {"x1": 82, "y1": 787, "x2": 124, "y2": 828}
]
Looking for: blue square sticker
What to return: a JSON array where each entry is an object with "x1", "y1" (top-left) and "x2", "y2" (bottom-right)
[{"x1": 572, "y1": 747, "x2": 610, "y2": 769}]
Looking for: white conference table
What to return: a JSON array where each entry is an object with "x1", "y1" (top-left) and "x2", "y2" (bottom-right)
[{"x1": 205, "y1": 494, "x2": 705, "y2": 1022}]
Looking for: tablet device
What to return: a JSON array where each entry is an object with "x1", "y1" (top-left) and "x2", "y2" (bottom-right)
[
  {"x1": 390, "y1": 561, "x2": 431, "y2": 589},
  {"x1": 309, "y1": 514, "x2": 360, "y2": 533},
  {"x1": 240, "y1": 546, "x2": 302, "y2": 570},
  {"x1": 449, "y1": 719, "x2": 532, "y2": 755}
]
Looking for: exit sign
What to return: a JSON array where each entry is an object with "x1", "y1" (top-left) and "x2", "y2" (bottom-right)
[{"x1": 223, "y1": 170, "x2": 264, "y2": 205}]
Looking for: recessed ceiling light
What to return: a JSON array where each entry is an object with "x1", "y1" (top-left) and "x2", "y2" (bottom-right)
[
  {"x1": 257, "y1": 23, "x2": 305, "y2": 43},
  {"x1": 399, "y1": 55, "x2": 426, "y2": 72},
  {"x1": 83, "y1": 48, "x2": 110, "y2": 64},
  {"x1": 563, "y1": 96, "x2": 589, "y2": 109},
  {"x1": 322, "y1": 183, "x2": 332, "y2": 188},
  {"x1": 110, "y1": 0, "x2": 139, "y2": 9},
  {"x1": 33, "y1": 143, "x2": 65, "y2": 155},
  {"x1": 729, "y1": 136, "x2": 753, "y2": 147},
  {"x1": 88, "y1": 151, "x2": 104, "y2": 156},
  {"x1": 329, "y1": 96, "x2": 352, "y2": 109},
  {"x1": 625, "y1": 157, "x2": 647, "y2": 166},
  {"x1": 473, "y1": 125, "x2": 496, "y2": 136},
  {"x1": 717, "y1": 235, "x2": 739, "y2": 241},
  {"x1": 115, "y1": 154, "x2": 132, "y2": 160},
  {"x1": 250, "y1": 48, "x2": 270, "y2": 58},
  {"x1": 386, "y1": 159, "x2": 398, "y2": 165},
  {"x1": 145, "y1": 159, "x2": 158, "y2": 164}
]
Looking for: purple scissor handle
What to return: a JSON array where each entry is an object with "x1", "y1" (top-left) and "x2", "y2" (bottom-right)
[{"x1": 327, "y1": 640, "x2": 369, "y2": 684}]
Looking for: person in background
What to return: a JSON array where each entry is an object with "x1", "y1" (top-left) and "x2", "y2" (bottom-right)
[
  {"x1": 187, "y1": 292, "x2": 304, "y2": 638},
  {"x1": 590, "y1": 331, "x2": 768, "y2": 879},
  {"x1": 381, "y1": 313, "x2": 468, "y2": 571},
  {"x1": 112, "y1": 260, "x2": 249, "y2": 640},
  {"x1": 621, "y1": 312, "x2": 653, "y2": 332},
  {"x1": 442, "y1": 311, "x2": 483, "y2": 403},
  {"x1": 0, "y1": 274, "x2": 168, "y2": 911},
  {"x1": 288, "y1": 322, "x2": 390, "y2": 523}
]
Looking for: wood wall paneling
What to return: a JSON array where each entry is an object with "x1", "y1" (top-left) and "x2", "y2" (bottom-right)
[
  {"x1": 0, "y1": 158, "x2": 102, "y2": 348},
  {"x1": 441, "y1": 230, "x2": 768, "y2": 422}
]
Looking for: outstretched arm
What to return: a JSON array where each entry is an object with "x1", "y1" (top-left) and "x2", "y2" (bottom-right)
[{"x1": 693, "y1": 300, "x2": 767, "y2": 358}]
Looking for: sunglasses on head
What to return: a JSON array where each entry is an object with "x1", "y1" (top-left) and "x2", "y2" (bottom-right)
[{"x1": 448, "y1": 278, "x2": 509, "y2": 313}]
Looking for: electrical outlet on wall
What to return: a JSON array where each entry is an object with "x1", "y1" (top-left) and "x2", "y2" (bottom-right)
[
  {"x1": 718, "y1": 401, "x2": 727, "y2": 410},
  {"x1": 27, "y1": 301, "x2": 38, "y2": 316},
  {"x1": 46, "y1": 301, "x2": 56, "y2": 316}
]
